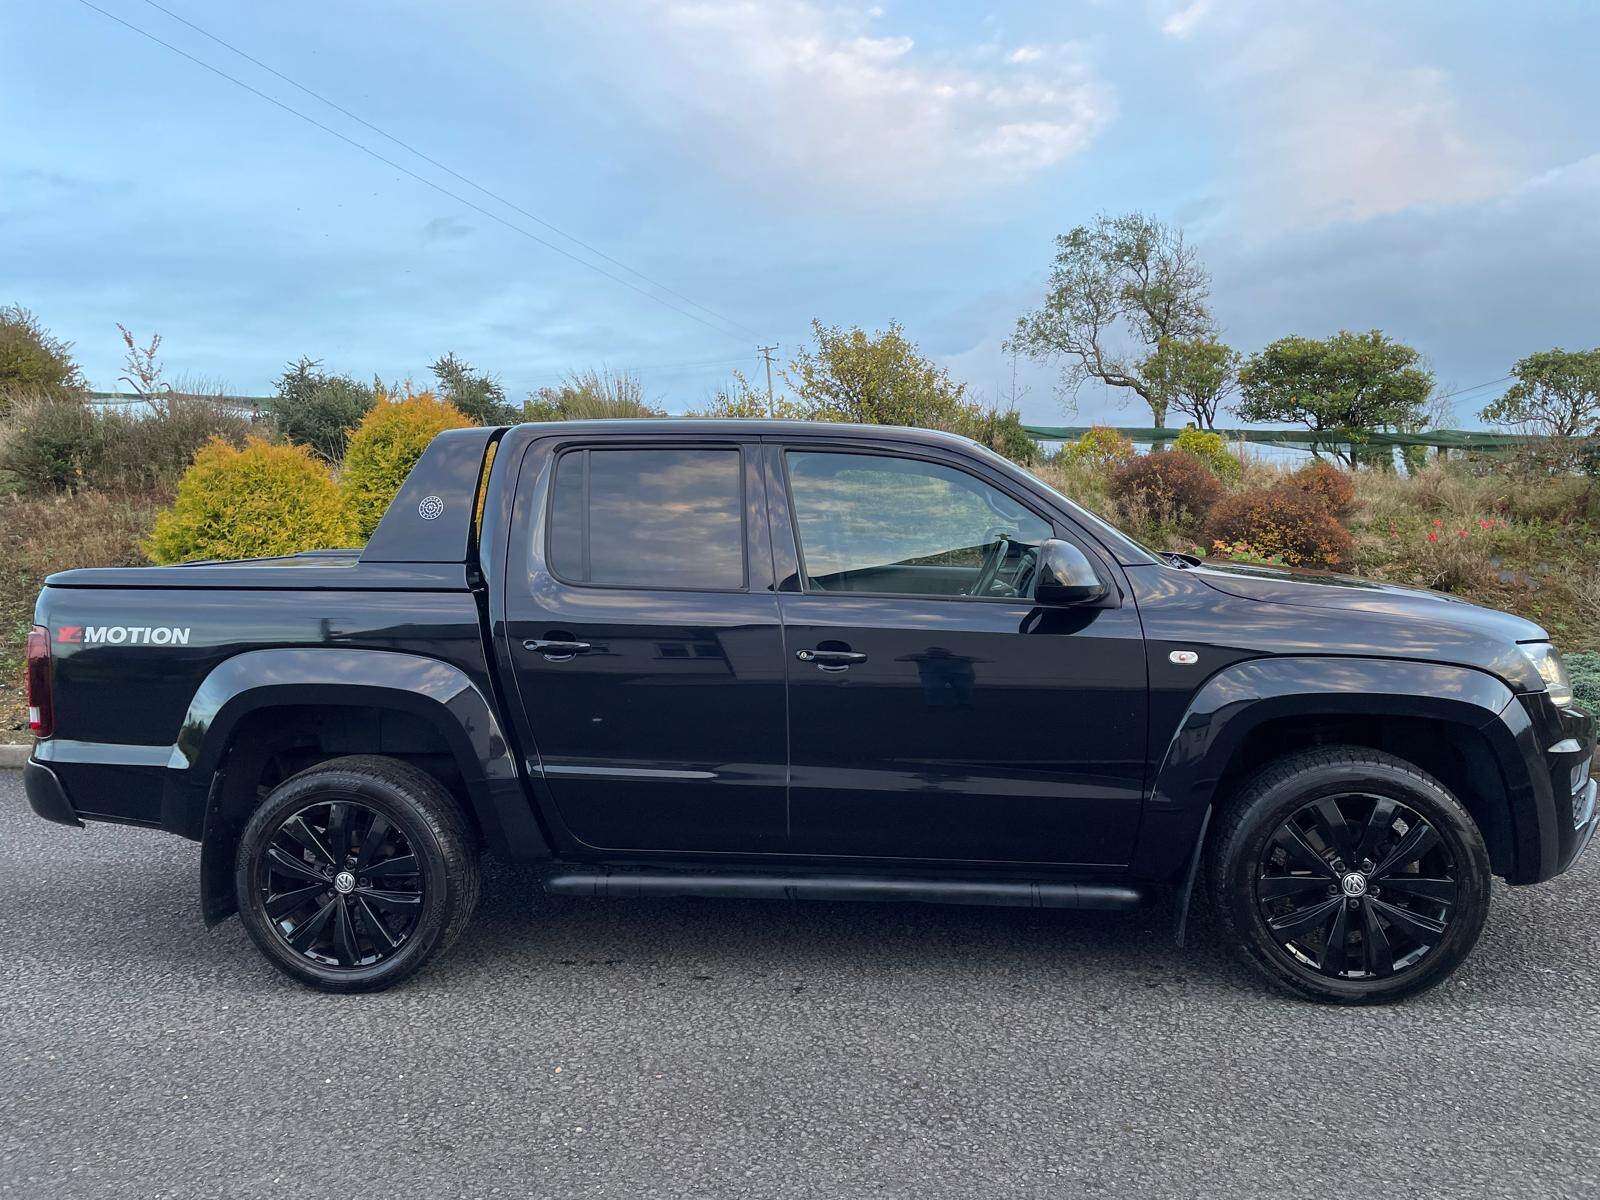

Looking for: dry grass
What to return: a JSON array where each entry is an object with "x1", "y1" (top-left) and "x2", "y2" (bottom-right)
[
  {"x1": 0, "y1": 490, "x2": 166, "y2": 741},
  {"x1": 1038, "y1": 448, "x2": 1600, "y2": 652}
]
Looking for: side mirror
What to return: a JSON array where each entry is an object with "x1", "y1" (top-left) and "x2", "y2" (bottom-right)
[{"x1": 1034, "y1": 539, "x2": 1109, "y2": 606}]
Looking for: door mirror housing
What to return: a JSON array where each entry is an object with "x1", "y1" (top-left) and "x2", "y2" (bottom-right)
[{"x1": 1034, "y1": 539, "x2": 1109, "y2": 606}]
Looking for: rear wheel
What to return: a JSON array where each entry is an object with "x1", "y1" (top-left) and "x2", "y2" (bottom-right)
[
  {"x1": 1209, "y1": 745, "x2": 1491, "y2": 1004},
  {"x1": 235, "y1": 756, "x2": 480, "y2": 992}
]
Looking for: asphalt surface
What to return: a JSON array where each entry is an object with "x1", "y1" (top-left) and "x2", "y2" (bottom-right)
[{"x1": 2, "y1": 775, "x2": 1598, "y2": 1199}]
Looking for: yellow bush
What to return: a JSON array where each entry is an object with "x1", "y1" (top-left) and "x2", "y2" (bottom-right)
[
  {"x1": 340, "y1": 390, "x2": 472, "y2": 537},
  {"x1": 1174, "y1": 427, "x2": 1242, "y2": 481},
  {"x1": 145, "y1": 437, "x2": 358, "y2": 564},
  {"x1": 1058, "y1": 425, "x2": 1135, "y2": 470}
]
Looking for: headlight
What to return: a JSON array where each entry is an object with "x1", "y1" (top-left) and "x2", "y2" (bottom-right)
[{"x1": 1522, "y1": 643, "x2": 1574, "y2": 707}]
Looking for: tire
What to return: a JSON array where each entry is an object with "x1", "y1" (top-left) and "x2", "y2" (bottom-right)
[
  {"x1": 1208, "y1": 745, "x2": 1491, "y2": 1005},
  {"x1": 235, "y1": 755, "x2": 480, "y2": 992}
]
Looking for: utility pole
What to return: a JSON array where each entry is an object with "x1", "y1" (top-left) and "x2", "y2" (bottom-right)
[{"x1": 757, "y1": 344, "x2": 779, "y2": 417}]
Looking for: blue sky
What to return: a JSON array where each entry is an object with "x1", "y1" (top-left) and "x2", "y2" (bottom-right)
[{"x1": 5, "y1": 0, "x2": 1599, "y2": 426}]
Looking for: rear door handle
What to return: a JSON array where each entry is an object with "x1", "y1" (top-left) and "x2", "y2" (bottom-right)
[
  {"x1": 525, "y1": 639, "x2": 592, "y2": 660},
  {"x1": 796, "y1": 648, "x2": 867, "y2": 668}
]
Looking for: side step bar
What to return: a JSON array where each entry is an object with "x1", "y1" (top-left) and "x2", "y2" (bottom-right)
[{"x1": 541, "y1": 868, "x2": 1142, "y2": 911}]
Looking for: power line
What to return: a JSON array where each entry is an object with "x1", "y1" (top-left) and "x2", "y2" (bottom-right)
[
  {"x1": 129, "y1": 0, "x2": 766, "y2": 344},
  {"x1": 1435, "y1": 374, "x2": 1513, "y2": 401},
  {"x1": 72, "y1": 0, "x2": 761, "y2": 346},
  {"x1": 522, "y1": 355, "x2": 760, "y2": 385}
]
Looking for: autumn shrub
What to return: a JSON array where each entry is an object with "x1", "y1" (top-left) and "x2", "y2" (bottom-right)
[
  {"x1": 960, "y1": 407, "x2": 1040, "y2": 466},
  {"x1": 0, "y1": 490, "x2": 167, "y2": 736},
  {"x1": 0, "y1": 392, "x2": 106, "y2": 490},
  {"x1": 1109, "y1": 449, "x2": 1224, "y2": 532},
  {"x1": 1173, "y1": 427, "x2": 1241, "y2": 481},
  {"x1": 340, "y1": 390, "x2": 472, "y2": 537},
  {"x1": 95, "y1": 395, "x2": 253, "y2": 491},
  {"x1": 0, "y1": 391, "x2": 250, "y2": 493},
  {"x1": 1285, "y1": 459, "x2": 1356, "y2": 517},
  {"x1": 1375, "y1": 516, "x2": 1503, "y2": 594},
  {"x1": 1203, "y1": 539, "x2": 1287, "y2": 567},
  {"x1": 1206, "y1": 486, "x2": 1354, "y2": 568},
  {"x1": 1495, "y1": 474, "x2": 1597, "y2": 524},
  {"x1": 145, "y1": 437, "x2": 357, "y2": 564},
  {"x1": 1058, "y1": 426, "x2": 1135, "y2": 470},
  {"x1": 524, "y1": 370, "x2": 668, "y2": 421}
]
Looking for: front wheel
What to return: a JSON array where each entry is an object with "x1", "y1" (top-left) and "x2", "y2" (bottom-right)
[
  {"x1": 1208, "y1": 746, "x2": 1491, "y2": 1005},
  {"x1": 235, "y1": 756, "x2": 480, "y2": 992}
]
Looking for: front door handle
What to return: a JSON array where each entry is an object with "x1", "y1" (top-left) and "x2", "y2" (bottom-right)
[
  {"x1": 797, "y1": 648, "x2": 868, "y2": 669},
  {"x1": 525, "y1": 639, "x2": 592, "y2": 660}
]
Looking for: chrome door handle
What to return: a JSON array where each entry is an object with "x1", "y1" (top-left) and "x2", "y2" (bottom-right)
[
  {"x1": 525, "y1": 639, "x2": 592, "y2": 659},
  {"x1": 796, "y1": 648, "x2": 867, "y2": 668}
]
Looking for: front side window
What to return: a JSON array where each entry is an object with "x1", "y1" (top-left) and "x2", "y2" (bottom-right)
[
  {"x1": 548, "y1": 448, "x2": 745, "y2": 589},
  {"x1": 785, "y1": 451, "x2": 1052, "y2": 598}
]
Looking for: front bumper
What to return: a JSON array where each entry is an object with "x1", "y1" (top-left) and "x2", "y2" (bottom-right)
[{"x1": 1497, "y1": 693, "x2": 1597, "y2": 884}]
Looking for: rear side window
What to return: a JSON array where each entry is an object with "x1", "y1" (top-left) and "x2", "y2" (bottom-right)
[{"x1": 547, "y1": 448, "x2": 745, "y2": 590}]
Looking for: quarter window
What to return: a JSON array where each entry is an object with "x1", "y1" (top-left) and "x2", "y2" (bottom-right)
[
  {"x1": 785, "y1": 451, "x2": 1053, "y2": 598},
  {"x1": 548, "y1": 448, "x2": 745, "y2": 589}
]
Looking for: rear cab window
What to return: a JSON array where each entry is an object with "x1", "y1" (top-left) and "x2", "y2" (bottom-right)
[{"x1": 547, "y1": 447, "x2": 747, "y2": 590}]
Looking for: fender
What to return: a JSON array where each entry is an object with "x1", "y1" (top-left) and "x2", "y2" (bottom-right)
[
  {"x1": 175, "y1": 648, "x2": 550, "y2": 924},
  {"x1": 1139, "y1": 656, "x2": 1525, "y2": 929}
]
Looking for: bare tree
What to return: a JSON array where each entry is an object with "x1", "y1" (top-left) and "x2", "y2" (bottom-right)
[{"x1": 116, "y1": 323, "x2": 168, "y2": 416}]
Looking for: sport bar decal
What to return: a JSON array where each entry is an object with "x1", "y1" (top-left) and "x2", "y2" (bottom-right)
[{"x1": 57, "y1": 625, "x2": 192, "y2": 646}]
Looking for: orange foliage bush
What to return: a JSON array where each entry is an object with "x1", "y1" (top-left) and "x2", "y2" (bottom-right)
[
  {"x1": 1285, "y1": 459, "x2": 1356, "y2": 517},
  {"x1": 1109, "y1": 450, "x2": 1224, "y2": 528},
  {"x1": 1206, "y1": 485, "x2": 1354, "y2": 568}
]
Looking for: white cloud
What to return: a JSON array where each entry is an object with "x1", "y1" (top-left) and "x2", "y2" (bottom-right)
[
  {"x1": 1155, "y1": 1, "x2": 1511, "y2": 229},
  {"x1": 572, "y1": 1, "x2": 1112, "y2": 208},
  {"x1": 1160, "y1": 0, "x2": 1215, "y2": 39}
]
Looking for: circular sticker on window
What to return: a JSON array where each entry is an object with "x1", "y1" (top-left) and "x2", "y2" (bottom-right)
[{"x1": 418, "y1": 495, "x2": 445, "y2": 521}]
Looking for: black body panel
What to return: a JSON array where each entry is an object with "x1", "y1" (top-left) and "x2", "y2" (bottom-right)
[{"x1": 21, "y1": 419, "x2": 1596, "y2": 917}]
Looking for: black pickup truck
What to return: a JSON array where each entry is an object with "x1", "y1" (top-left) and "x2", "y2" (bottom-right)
[{"x1": 22, "y1": 421, "x2": 1597, "y2": 1002}]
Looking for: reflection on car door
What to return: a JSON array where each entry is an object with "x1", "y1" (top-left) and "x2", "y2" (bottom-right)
[{"x1": 772, "y1": 444, "x2": 1148, "y2": 866}]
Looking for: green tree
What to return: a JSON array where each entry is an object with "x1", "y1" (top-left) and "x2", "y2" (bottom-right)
[
  {"x1": 1008, "y1": 212, "x2": 1213, "y2": 427},
  {"x1": 1236, "y1": 330, "x2": 1433, "y2": 463},
  {"x1": 264, "y1": 357, "x2": 376, "y2": 463},
  {"x1": 781, "y1": 321, "x2": 1037, "y2": 463},
  {"x1": 431, "y1": 352, "x2": 518, "y2": 424},
  {"x1": 1480, "y1": 348, "x2": 1600, "y2": 438},
  {"x1": 785, "y1": 319, "x2": 971, "y2": 427},
  {"x1": 690, "y1": 370, "x2": 804, "y2": 419},
  {"x1": 522, "y1": 369, "x2": 664, "y2": 420},
  {"x1": 1140, "y1": 337, "x2": 1238, "y2": 429},
  {"x1": 0, "y1": 304, "x2": 83, "y2": 403}
]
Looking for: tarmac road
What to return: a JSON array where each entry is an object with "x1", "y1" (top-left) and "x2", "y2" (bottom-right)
[{"x1": 2, "y1": 775, "x2": 1597, "y2": 1199}]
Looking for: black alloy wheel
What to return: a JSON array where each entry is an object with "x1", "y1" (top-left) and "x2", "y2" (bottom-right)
[
  {"x1": 1255, "y1": 792, "x2": 1457, "y2": 981},
  {"x1": 1209, "y1": 746, "x2": 1491, "y2": 1004},
  {"x1": 257, "y1": 800, "x2": 424, "y2": 969},
  {"x1": 236, "y1": 756, "x2": 480, "y2": 992}
]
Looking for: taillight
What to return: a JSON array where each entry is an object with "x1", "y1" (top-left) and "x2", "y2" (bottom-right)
[{"x1": 26, "y1": 624, "x2": 54, "y2": 738}]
